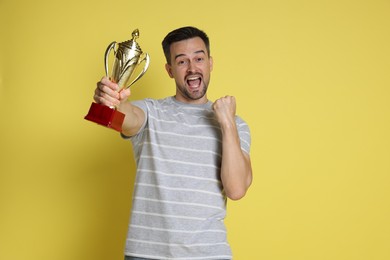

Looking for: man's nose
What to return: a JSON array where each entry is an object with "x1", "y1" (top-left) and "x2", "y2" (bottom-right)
[{"x1": 187, "y1": 61, "x2": 196, "y2": 73}]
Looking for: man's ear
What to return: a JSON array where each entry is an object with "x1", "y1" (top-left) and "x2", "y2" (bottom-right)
[
  {"x1": 209, "y1": 56, "x2": 214, "y2": 72},
  {"x1": 165, "y1": 63, "x2": 174, "y2": 78}
]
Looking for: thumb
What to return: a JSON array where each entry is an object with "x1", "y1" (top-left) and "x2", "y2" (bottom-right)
[{"x1": 119, "y1": 88, "x2": 131, "y2": 101}]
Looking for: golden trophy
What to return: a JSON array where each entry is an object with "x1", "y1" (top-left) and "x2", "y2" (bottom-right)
[{"x1": 85, "y1": 29, "x2": 150, "y2": 131}]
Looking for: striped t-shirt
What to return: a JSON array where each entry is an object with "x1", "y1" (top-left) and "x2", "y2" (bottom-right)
[{"x1": 123, "y1": 96, "x2": 251, "y2": 260}]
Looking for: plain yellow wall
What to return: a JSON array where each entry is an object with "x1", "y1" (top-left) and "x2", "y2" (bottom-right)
[{"x1": 1, "y1": 0, "x2": 389, "y2": 259}]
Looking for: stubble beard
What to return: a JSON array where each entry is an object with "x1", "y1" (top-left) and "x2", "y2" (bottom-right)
[
  {"x1": 182, "y1": 84, "x2": 208, "y2": 100},
  {"x1": 178, "y1": 76, "x2": 210, "y2": 101}
]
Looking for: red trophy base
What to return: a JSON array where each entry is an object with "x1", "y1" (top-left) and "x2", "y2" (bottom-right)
[{"x1": 84, "y1": 102, "x2": 125, "y2": 132}]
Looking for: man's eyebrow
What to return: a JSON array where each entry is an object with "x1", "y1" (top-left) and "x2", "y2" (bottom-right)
[
  {"x1": 174, "y1": 54, "x2": 186, "y2": 60},
  {"x1": 174, "y1": 50, "x2": 206, "y2": 60},
  {"x1": 194, "y1": 50, "x2": 206, "y2": 55}
]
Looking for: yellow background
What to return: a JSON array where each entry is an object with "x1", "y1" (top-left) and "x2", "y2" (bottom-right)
[{"x1": 1, "y1": 0, "x2": 389, "y2": 259}]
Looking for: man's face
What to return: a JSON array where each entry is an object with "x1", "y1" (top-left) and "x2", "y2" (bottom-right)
[{"x1": 165, "y1": 37, "x2": 213, "y2": 104}]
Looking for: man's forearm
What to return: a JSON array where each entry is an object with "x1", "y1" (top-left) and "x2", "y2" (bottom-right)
[
  {"x1": 220, "y1": 123, "x2": 252, "y2": 200},
  {"x1": 118, "y1": 101, "x2": 145, "y2": 137}
]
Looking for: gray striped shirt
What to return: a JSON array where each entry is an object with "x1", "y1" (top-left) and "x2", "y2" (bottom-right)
[{"x1": 123, "y1": 97, "x2": 251, "y2": 260}]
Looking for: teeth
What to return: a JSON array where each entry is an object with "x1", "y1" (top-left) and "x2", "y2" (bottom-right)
[{"x1": 187, "y1": 76, "x2": 200, "y2": 80}]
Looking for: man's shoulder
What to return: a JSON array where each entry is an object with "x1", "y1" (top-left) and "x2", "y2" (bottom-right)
[{"x1": 235, "y1": 115, "x2": 249, "y2": 126}]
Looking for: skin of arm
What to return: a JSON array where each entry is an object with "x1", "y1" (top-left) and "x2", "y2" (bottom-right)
[
  {"x1": 212, "y1": 96, "x2": 253, "y2": 200},
  {"x1": 94, "y1": 77, "x2": 145, "y2": 137}
]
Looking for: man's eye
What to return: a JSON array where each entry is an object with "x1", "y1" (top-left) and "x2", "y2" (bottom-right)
[
  {"x1": 178, "y1": 60, "x2": 187, "y2": 65},
  {"x1": 196, "y1": 57, "x2": 204, "y2": 62}
]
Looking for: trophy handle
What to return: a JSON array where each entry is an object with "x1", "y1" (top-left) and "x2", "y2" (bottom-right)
[
  {"x1": 124, "y1": 52, "x2": 150, "y2": 89},
  {"x1": 104, "y1": 41, "x2": 117, "y2": 77}
]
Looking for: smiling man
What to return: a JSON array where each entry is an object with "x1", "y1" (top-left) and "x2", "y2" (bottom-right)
[
  {"x1": 165, "y1": 36, "x2": 212, "y2": 103},
  {"x1": 94, "y1": 26, "x2": 252, "y2": 260}
]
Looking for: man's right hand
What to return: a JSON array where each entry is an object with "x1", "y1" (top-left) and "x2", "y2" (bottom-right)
[
  {"x1": 94, "y1": 77, "x2": 131, "y2": 108},
  {"x1": 93, "y1": 76, "x2": 144, "y2": 136}
]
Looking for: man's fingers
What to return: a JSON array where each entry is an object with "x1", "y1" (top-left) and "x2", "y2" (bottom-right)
[
  {"x1": 213, "y1": 96, "x2": 236, "y2": 108},
  {"x1": 99, "y1": 77, "x2": 120, "y2": 92},
  {"x1": 94, "y1": 77, "x2": 121, "y2": 106}
]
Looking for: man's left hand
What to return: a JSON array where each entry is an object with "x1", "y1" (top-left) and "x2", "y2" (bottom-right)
[{"x1": 212, "y1": 96, "x2": 236, "y2": 126}]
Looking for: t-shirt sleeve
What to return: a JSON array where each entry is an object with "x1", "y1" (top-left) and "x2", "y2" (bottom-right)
[{"x1": 236, "y1": 116, "x2": 251, "y2": 155}]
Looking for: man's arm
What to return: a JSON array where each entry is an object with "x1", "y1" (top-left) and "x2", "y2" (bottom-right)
[
  {"x1": 94, "y1": 77, "x2": 145, "y2": 137},
  {"x1": 213, "y1": 96, "x2": 253, "y2": 200}
]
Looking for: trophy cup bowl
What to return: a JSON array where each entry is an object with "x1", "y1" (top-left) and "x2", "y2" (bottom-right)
[{"x1": 84, "y1": 29, "x2": 150, "y2": 132}]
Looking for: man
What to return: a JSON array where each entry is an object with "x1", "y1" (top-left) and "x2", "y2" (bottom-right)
[{"x1": 94, "y1": 26, "x2": 252, "y2": 260}]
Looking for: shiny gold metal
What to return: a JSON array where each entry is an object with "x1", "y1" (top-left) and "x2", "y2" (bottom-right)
[
  {"x1": 104, "y1": 29, "x2": 150, "y2": 89},
  {"x1": 84, "y1": 29, "x2": 150, "y2": 132}
]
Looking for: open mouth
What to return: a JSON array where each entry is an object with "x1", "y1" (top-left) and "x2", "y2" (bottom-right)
[{"x1": 186, "y1": 75, "x2": 202, "y2": 89}]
